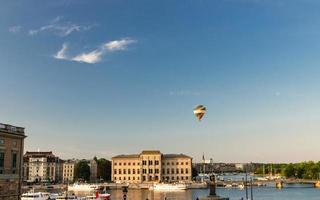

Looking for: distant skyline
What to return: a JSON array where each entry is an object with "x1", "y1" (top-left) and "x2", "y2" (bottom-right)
[{"x1": 1, "y1": 0, "x2": 320, "y2": 163}]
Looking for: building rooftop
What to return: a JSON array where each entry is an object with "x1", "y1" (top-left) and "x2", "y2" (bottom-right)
[
  {"x1": 0, "y1": 123, "x2": 25, "y2": 136},
  {"x1": 112, "y1": 154, "x2": 140, "y2": 159},
  {"x1": 163, "y1": 154, "x2": 192, "y2": 159},
  {"x1": 141, "y1": 150, "x2": 161, "y2": 155}
]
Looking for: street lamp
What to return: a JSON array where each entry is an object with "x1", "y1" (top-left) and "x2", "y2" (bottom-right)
[{"x1": 122, "y1": 186, "x2": 128, "y2": 200}]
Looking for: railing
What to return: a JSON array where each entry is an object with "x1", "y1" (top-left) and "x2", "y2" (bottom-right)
[{"x1": 0, "y1": 123, "x2": 25, "y2": 135}]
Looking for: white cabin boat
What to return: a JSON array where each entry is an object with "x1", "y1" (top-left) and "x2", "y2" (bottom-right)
[
  {"x1": 68, "y1": 183, "x2": 98, "y2": 191},
  {"x1": 151, "y1": 183, "x2": 187, "y2": 191},
  {"x1": 21, "y1": 192, "x2": 50, "y2": 200}
]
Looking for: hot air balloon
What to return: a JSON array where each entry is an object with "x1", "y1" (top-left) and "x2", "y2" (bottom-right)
[{"x1": 193, "y1": 105, "x2": 206, "y2": 121}]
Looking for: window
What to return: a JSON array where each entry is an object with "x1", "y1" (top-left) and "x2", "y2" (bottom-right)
[
  {"x1": 119, "y1": 177, "x2": 121, "y2": 180},
  {"x1": 124, "y1": 162, "x2": 126, "y2": 166},
  {"x1": 143, "y1": 169, "x2": 147, "y2": 174},
  {"x1": 0, "y1": 152, "x2": 4, "y2": 174},
  {"x1": 143, "y1": 176, "x2": 146, "y2": 181},
  {"x1": 124, "y1": 177, "x2": 126, "y2": 180},
  {"x1": 186, "y1": 162, "x2": 188, "y2": 165},
  {"x1": 155, "y1": 169, "x2": 159, "y2": 173},
  {"x1": 142, "y1": 160, "x2": 147, "y2": 165},
  {"x1": 114, "y1": 177, "x2": 117, "y2": 180},
  {"x1": 133, "y1": 169, "x2": 135, "y2": 174},
  {"x1": 119, "y1": 163, "x2": 122, "y2": 166},
  {"x1": 162, "y1": 169, "x2": 165, "y2": 174},
  {"x1": 128, "y1": 177, "x2": 130, "y2": 180},
  {"x1": 0, "y1": 139, "x2": 4, "y2": 145},
  {"x1": 155, "y1": 160, "x2": 159, "y2": 165},
  {"x1": 13, "y1": 141, "x2": 17, "y2": 147},
  {"x1": 114, "y1": 170, "x2": 117, "y2": 174},
  {"x1": 119, "y1": 169, "x2": 122, "y2": 174},
  {"x1": 181, "y1": 169, "x2": 184, "y2": 174},
  {"x1": 167, "y1": 168, "x2": 170, "y2": 174},
  {"x1": 176, "y1": 169, "x2": 179, "y2": 174},
  {"x1": 123, "y1": 169, "x2": 126, "y2": 174},
  {"x1": 128, "y1": 169, "x2": 131, "y2": 174},
  {"x1": 133, "y1": 177, "x2": 135, "y2": 180},
  {"x1": 171, "y1": 168, "x2": 174, "y2": 174},
  {"x1": 128, "y1": 162, "x2": 131, "y2": 166},
  {"x1": 162, "y1": 162, "x2": 165, "y2": 165},
  {"x1": 167, "y1": 162, "x2": 170, "y2": 165},
  {"x1": 148, "y1": 169, "x2": 153, "y2": 173},
  {"x1": 181, "y1": 162, "x2": 184, "y2": 165},
  {"x1": 186, "y1": 176, "x2": 189, "y2": 180},
  {"x1": 171, "y1": 162, "x2": 174, "y2": 165},
  {"x1": 114, "y1": 163, "x2": 117, "y2": 166},
  {"x1": 186, "y1": 169, "x2": 189, "y2": 174},
  {"x1": 148, "y1": 160, "x2": 153, "y2": 165},
  {"x1": 171, "y1": 176, "x2": 175, "y2": 180},
  {"x1": 137, "y1": 169, "x2": 140, "y2": 174},
  {"x1": 181, "y1": 176, "x2": 184, "y2": 180},
  {"x1": 176, "y1": 162, "x2": 179, "y2": 165},
  {"x1": 133, "y1": 162, "x2": 135, "y2": 165}
]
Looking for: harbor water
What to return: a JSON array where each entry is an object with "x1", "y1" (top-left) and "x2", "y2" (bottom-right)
[{"x1": 72, "y1": 186, "x2": 320, "y2": 200}]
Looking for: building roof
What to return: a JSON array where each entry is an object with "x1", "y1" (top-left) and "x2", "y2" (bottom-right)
[
  {"x1": 0, "y1": 123, "x2": 26, "y2": 137},
  {"x1": 163, "y1": 154, "x2": 192, "y2": 159},
  {"x1": 140, "y1": 150, "x2": 161, "y2": 155},
  {"x1": 112, "y1": 154, "x2": 140, "y2": 159},
  {"x1": 24, "y1": 151, "x2": 55, "y2": 158}
]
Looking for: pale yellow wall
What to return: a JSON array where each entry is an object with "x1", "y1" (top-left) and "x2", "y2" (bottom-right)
[{"x1": 112, "y1": 151, "x2": 192, "y2": 184}]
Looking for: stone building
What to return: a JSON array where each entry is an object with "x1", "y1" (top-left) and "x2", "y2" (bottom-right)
[
  {"x1": 0, "y1": 123, "x2": 26, "y2": 200},
  {"x1": 112, "y1": 150, "x2": 192, "y2": 184},
  {"x1": 23, "y1": 151, "x2": 63, "y2": 183},
  {"x1": 63, "y1": 159, "x2": 76, "y2": 183}
]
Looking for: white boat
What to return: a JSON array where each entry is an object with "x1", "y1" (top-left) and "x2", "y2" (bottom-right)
[
  {"x1": 68, "y1": 183, "x2": 98, "y2": 191},
  {"x1": 151, "y1": 183, "x2": 187, "y2": 191},
  {"x1": 224, "y1": 184, "x2": 232, "y2": 189},
  {"x1": 55, "y1": 194, "x2": 81, "y2": 199},
  {"x1": 21, "y1": 192, "x2": 50, "y2": 200},
  {"x1": 85, "y1": 192, "x2": 111, "y2": 200},
  {"x1": 238, "y1": 184, "x2": 245, "y2": 190}
]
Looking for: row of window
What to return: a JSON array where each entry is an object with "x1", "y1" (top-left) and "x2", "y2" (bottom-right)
[
  {"x1": 0, "y1": 138, "x2": 17, "y2": 147},
  {"x1": 162, "y1": 168, "x2": 189, "y2": 174},
  {"x1": 114, "y1": 161, "x2": 189, "y2": 166},
  {"x1": 0, "y1": 151, "x2": 17, "y2": 174},
  {"x1": 115, "y1": 168, "x2": 140, "y2": 175},
  {"x1": 114, "y1": 176, "x2": 141, "y2": 181},
  {"x1": 114, "y1": 176, "x2": 190, "y2": 181},
  {"x1": 114, "y1": 162, "x2": 140, "y2": 166},
  {"x1": 114, "y1": 168, "x2": 189, "y2": 175}
]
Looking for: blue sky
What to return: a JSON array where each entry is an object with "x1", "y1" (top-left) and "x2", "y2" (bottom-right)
[{"x1": 1, "y1": 0, "x2": 320, "y2": 162}]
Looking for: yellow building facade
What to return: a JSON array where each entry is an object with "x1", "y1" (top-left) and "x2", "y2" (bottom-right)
[{"x1": 112, "y1": 150, "x2": 192, "y2": 183}]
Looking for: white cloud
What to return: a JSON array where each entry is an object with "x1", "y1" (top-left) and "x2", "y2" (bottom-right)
[
  {"x1": 103, "y1": 39, "x2": 136, "y2": 51},
  {"x1": 29, "y1": 16, "x2": 95, "y2": 37},
  {"x1": 72, "y1": 50, "x2": 103, "y2": 64},
  {"x1": 53, "y1": 43, "x2": 68, "y2": 60},
  {"x1": 8, "y1": 26, "x2": 22, "y2": 33},
  {"x1": 53, "y1": 38, "x2": 136, "y2": 64}
]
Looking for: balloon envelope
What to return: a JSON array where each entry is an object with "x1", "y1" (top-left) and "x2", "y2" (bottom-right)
[{"x1": 193, "y1": 105, "x2": 206, "y2": 121}]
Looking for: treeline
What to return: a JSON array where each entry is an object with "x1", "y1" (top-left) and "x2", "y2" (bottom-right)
[
  {"x1": 74, "y1": 157, "x2": 111, "y2": 182},
  {"x1": 255, "y1": 161, "x2": 320, "y2": 180}
]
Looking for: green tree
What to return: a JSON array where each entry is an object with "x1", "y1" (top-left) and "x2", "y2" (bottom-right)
[
  {"x1": 74, "y1": 160, "x2": 91, "y2": 181},
  {"x1": 97, "y1": 158, "x2": 112, "y2": 181}
]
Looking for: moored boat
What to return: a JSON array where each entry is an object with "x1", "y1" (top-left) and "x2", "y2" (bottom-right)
[
  {"x1": 151, "y1": 183, "x2": 187, "y2": 191},
  {"x1": 68, "y1": 183, "x2": 98, "y2": 192},
  {"x1": 21, "y1": 192, "x2": 50, "y2": 200}
]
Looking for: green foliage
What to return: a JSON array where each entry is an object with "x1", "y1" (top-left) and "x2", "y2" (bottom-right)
[
  {"x1": 97, "y1": 158, "x2": 112, "y2": 181},
  {"x1": 255, "y1": 162, "x2": 320, "y2": 180},
  {"x1": 74, "y1": 160, "x2": 91, "y2": 181}
]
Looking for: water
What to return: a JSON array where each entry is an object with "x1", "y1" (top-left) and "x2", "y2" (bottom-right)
[
  {"x1": 74, "y1": 187, "x2": 320, "y2": 200},
  {"x1": 110, "y1": 187, "x2": 320, "y2": 200}
]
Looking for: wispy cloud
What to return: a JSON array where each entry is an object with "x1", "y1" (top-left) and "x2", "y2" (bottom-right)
[
  {"x1": 53, "y1": 38, "x2": 136, "y2": 64},
  {"x1": 8, "y1": 26, "x2": 22, "y2": 33},
  {"x1": 53, "y1": 43, "x2": 68, "y2": 60},
  {"x1": 29, "y1": 16, "x2": 95, "y2": 37}
]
